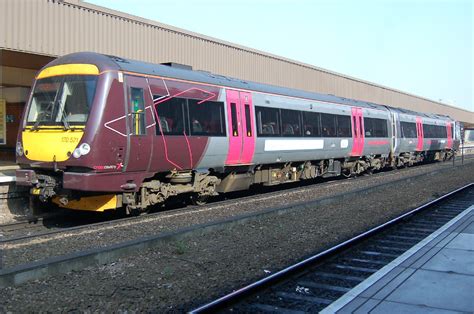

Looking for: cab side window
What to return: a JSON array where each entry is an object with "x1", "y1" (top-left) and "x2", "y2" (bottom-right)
[{"x1": 130, "y1": 87, "x2": 146, "y2": 135}]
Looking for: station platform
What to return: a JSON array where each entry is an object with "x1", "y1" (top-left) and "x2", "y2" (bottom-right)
[{"x1": 323, "y1": 203, "x2": 474, "y2": 313}]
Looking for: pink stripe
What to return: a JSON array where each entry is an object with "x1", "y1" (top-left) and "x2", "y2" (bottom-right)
[
  {"x1": 350, "y1": 107, "x2": 364, "y2": 156},
  {"x1": 446, "y1": 122, "x2": 453, "y2": 149},
  {"x1": 350, "y1": 107, "x2": 358, "y2": 156},
  {"x1": 416, "y1": 117, "x2": 424, "y2": 151},
  {"x1": 152, "y1": 87, "x2": 216, "y2": 170},
  {"x1": 367, "y1": 140, "x2": 389, "y2": 145},
  {"x1": 183, "y1": 131, "x2": 193, "y2": 169},
  {"x1": 240, "y1": 92, "x2": 255, "y2": 164},
  {"x1": 225, "y1": 90, "x2": 241, "y2": 164}
]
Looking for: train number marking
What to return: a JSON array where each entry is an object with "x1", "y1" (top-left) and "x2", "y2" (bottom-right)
[{"x1": 61, "y1": 136, "x2": 80, "y2": 143}]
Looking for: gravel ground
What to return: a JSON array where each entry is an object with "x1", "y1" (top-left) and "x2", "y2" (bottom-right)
[
  {"x1": 1, "y1": 159, "x2": 472, "y2": 268},
  {"x1": 0, "y1": 160, "x2": 473, "y2": 312}
]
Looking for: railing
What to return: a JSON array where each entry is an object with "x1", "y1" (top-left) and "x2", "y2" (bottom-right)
[{"x1": 455, "y1": 144, "x2": 474, "y2": 165}]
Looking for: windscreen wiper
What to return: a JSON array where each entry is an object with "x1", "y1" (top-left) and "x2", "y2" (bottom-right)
[
  {"x1": 31, "y1": 101, "x2": 54, "y2": 131},
  {"x1": 58, "y1": 100, "x2": 71, "y2": 130},
  {"x1": 31, "y1": 118, "x2": 42, "y2": 131}
]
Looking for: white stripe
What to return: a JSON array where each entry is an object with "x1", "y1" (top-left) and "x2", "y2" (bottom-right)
[
  {"x1": 0, "y1": 176, "x2": 16, "y2": 183},
  {"x1": 264, "y1": 139, "x2": 324, "y2": 151}
]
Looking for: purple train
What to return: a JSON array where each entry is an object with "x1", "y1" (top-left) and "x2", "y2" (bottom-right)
[{"x1": 15, "y1": 52, "x2": 461, "y2": 212}]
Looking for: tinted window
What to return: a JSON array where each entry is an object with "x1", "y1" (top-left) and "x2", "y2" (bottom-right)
[
  {"x1": 245, "y1": 104, "x2": 252, "y2": 137},
  {"x1": 439, "y1": 125, "x2": 447, "y2": 138},
  {"x1": 302, "y1": 111, "x2": 321, "y2": 137},
  {"x1": 188, "y1": 99, "x2": 225, "y2": 136},
  {"x1": 401, "y1": 121, "x2": 417, "y2": 138},
  {"x1": 423, "y1": 124, "x2": 431, "y2": 138},
  {"x1": 336, "y1": 115, "x2": 351, "y2": 137},
  {"x1": 130, "y1": 87, "x2": 146, "y2": 135},
  {"x1": 364, "y1": 118, "x2": 388, "y2": 138},
  {"x1": 155, "y1": 96, "x2": 186, "y2": 135},
  {"x1": 230, "y1": 103, "x2": 238, "y2": 136},
  {"x1": 374, "y1": 119, "x2": 388, "y2": 137},
  {"x1": 281, "y1": 109, "x2": 301, "y2": 136},
  {"x1": 27, "y1": 75, "x2": 97, "y2": 126},
  {"x1": 321, "y1": 113, "x2": 336, "y2": 137},
  {"x1": 256, "y1": 106, "x2": 280, "y2": 136},
  {"x1": 423, "y1": 124, "x2": 447, "y2": 138}
]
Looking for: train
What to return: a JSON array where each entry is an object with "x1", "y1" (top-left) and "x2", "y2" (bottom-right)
[{"x1": 15, "y1": 52, "x2": 461, "y2": 213}]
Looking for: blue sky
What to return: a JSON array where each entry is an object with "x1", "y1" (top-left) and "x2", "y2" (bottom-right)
[{"x1": 85, "y1": 0, "x2": 473, "y2": 112}]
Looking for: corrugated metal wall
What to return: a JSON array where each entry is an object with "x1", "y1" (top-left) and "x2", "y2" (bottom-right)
[{"x1": 1, "y1": 0, "x2": 472, "y2": 123}]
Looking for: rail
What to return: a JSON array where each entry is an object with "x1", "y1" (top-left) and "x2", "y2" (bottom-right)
[{"x1": 190, "y1": 183, "x2": 474, "y2": 313}]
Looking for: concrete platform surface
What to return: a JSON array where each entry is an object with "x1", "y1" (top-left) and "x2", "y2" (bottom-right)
[{"x1": 322, "y1": 204, "x2": 474, "y2": 314}]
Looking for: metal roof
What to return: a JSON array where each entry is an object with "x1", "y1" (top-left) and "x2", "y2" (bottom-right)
[{"x1": 50, "y1": 52, "x2": 454, "y2": 120}]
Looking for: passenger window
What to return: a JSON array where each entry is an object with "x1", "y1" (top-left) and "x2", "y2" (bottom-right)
[
  {"x1": 245, "y1": 104, "x2": 252, "y2": 137},
  {"x1": 321, "y1": 113, "x2": 336, "y2": 137},
  {"x1": 440, "y1": 126, "x2": 447, "y2": 138},
  {"x1": 302, "y1": 111, "x2": 321, "y2": 137},
  {"x1": 423, "y1": 124, "x2": 430, "y2": 138},
  {"x1": 336, "y1": 115, "x2": 351, "y2": 137},
  {"x1": 154, "y1": 96, "x2": 186, "y2": 135},
  {"x1": 256, "y1": 106, "x2": 280, "y2": 136},
  {"x1": 364, "y1": 118, "x2": 373, "y2": 137},
  {"x1": 230, "y1": 103, "x2": 238, "y2": 136},
  {"x1": 423, "y1": 124, "x2": 446, "y2": 138},
  {"x1": 374, "y1": 119, "x2": 388, "y2": 137},
  {"x1": 130, "y1": 87, "x2": 146, "y2": 135},
  {"x1": 188, "y1": 99, "x2": 225, "y2": 136},
  {"x1": 364, "y1": 118, "x2": 388, "y2": 137},
  {"x1": 401, "y1": 121, "x2": 417, "y2": 138},
  {"x1": 352, "y1": 116, "x2": 357, "y2": 137},
  {"x1": 281, "y1": 109, "x2": 301, "y2": 136}
]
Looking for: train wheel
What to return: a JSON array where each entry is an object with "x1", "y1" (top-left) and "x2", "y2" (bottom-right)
[{"x1": 125, "y1": 205, "x2": 143, "y2": 216}]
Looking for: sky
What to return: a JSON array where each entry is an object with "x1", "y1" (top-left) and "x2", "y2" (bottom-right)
[{"x1": 85, "y1": 0, "x2": 473, "y2": 112}]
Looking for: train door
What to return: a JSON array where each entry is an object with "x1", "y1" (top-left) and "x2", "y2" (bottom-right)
[
  {"x1": 124, "y1": 75, "x2": 153, "y2": 171},
  {"x1": 416, "y1": 117, "x2": 424, "y2": 151},
  {"x1": 390, "y1": 110, "x2": 399, "y2": 154},
  {"x1": 446, "y1": 122, "x2": 453, "y2": 149},
  {"x1": 350, "y1": 107, "x2": 364, "y2": 156},
  {"x1": 225, "y1": 90, "x2": 255, "y2": 165}
]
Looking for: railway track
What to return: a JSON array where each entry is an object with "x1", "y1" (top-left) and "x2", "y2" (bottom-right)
[
  {"x1": 1, "y1": 166, "x2": 471, "y2": 287},
  {"x1": 0, "y1": 208, "x2": 133, "y2": 242},
  {"x1": 0, "y1": 219, "x2": 47, "y2": 240},
  {"x1": 1, "y1": 158, "x2": 471, "y2": 245},
  {"x1": 190, "y1": 183, "x2": 474, "y2": 313}
]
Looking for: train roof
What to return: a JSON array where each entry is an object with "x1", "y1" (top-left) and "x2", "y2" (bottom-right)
[
  {"x1": 107, "y1": 54, "x2": 385, "y2": 111},
  {"x1": 388, "y1": 107, "x2": 451, "y2": 121},
  {"x1": 44, "y1": 52, "x2": 453, "y2": 121}
]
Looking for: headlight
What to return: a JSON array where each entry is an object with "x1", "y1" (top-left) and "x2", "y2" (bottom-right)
[
  {"x1": 72, "y1": 148, "x2": 82, "y2": 158},
  {"x1": 72, "y1": 143, "x2": 91, "y2": 158},
  {"x1": 16, "y1": 142, "x2": 24, "y2": 156},
  {"x1": 79, "y1": 143, "x2": 91, "y2": 156}
]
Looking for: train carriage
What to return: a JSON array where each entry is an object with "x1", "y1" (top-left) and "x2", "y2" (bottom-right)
[{"x1": 15, "y1": 52, "x2": 460, "y2": 213}]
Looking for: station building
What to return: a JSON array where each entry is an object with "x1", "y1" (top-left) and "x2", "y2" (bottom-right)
[{"x1": 1, "y1": 0, "x2": 473, "y2": 160}]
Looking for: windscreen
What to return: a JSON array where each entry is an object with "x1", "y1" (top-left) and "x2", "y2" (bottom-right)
[{"x1": 26, "y1": 75, "x2": 98, "y2": 127}]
